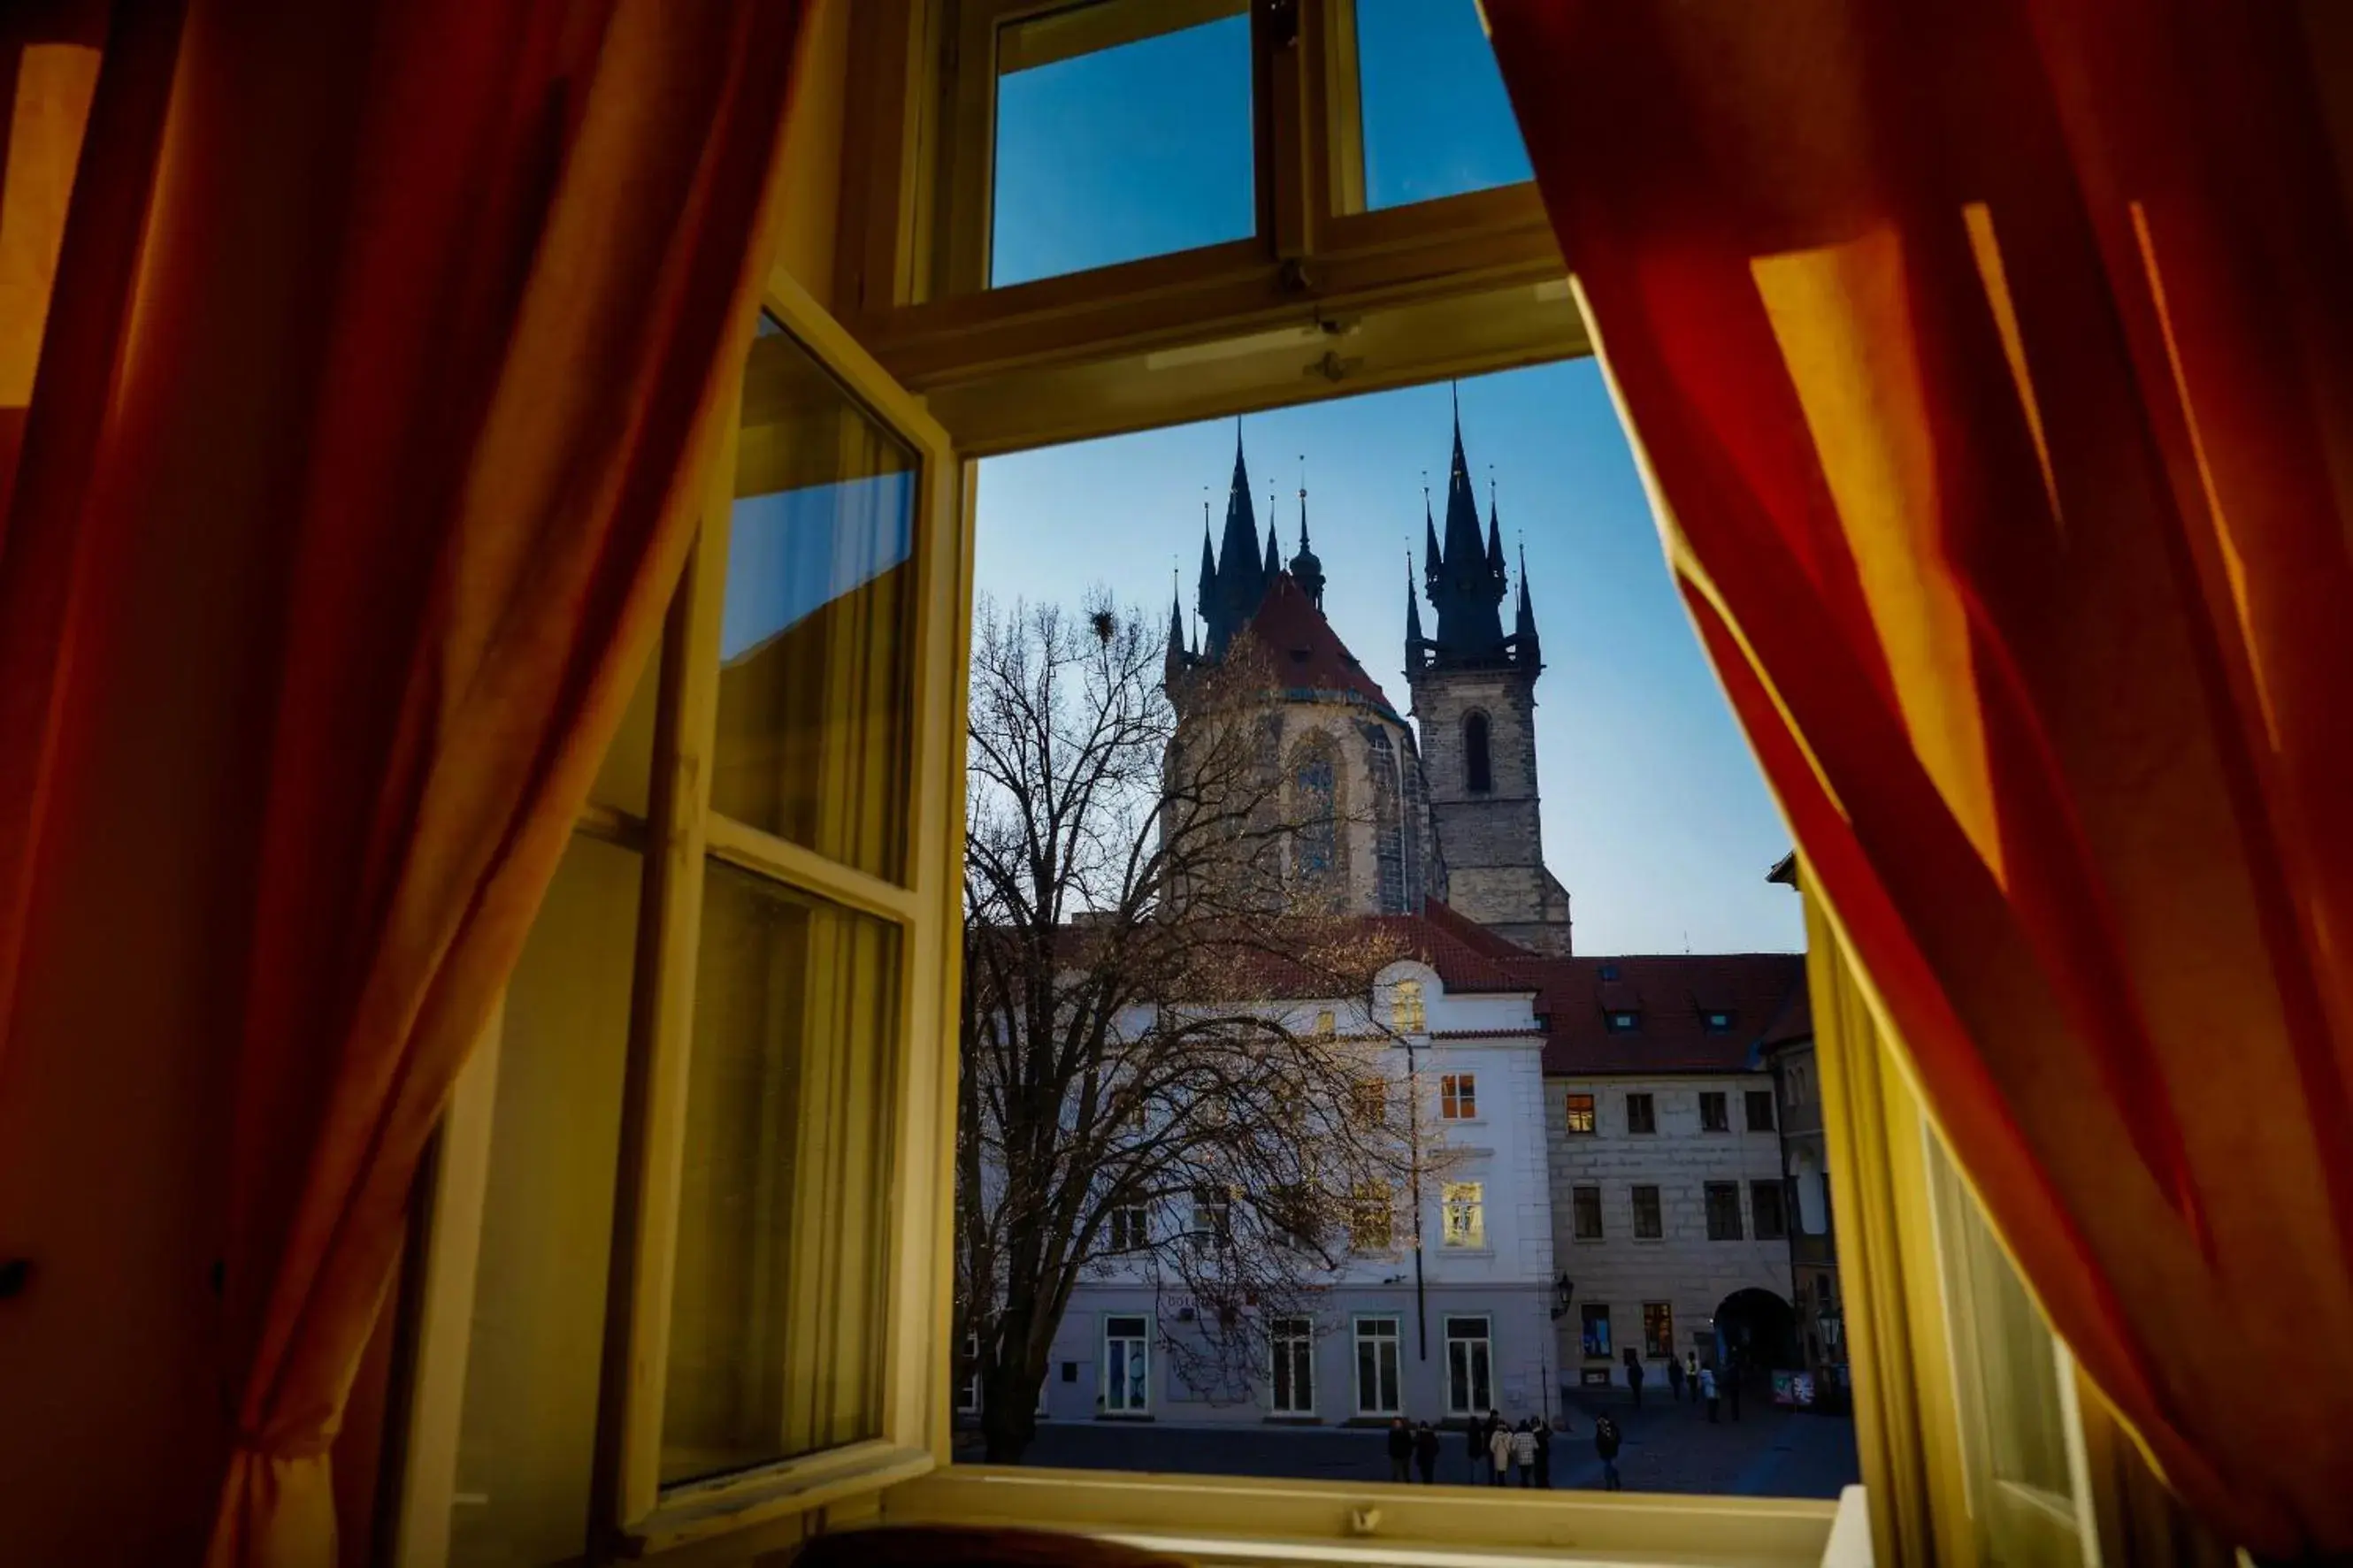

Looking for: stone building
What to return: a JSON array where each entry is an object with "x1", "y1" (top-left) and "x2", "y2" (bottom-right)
[
  {"x1": 1519, "y1": 954, "x2": 1808, "y2": 1401},
  {"x1": 1764, "y1": 853, "x2": 1843, "y2": 1407}
]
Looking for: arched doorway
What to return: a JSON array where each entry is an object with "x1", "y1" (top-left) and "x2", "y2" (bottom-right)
[{"x1": 1713, "y1": 1288, "x2": 1797, "y2": 1383}]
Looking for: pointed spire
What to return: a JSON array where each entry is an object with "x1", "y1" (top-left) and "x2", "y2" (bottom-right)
[
  {"x1": 1485, "y1": 470, "x2": 1506, "y2": 577},
  {"x1": 1263, "y1": 490, "x2": 1279, "y2": 578},
  {"x1": 1195, "y1": 494, "x2": 1217, "y2": 622},
  {"x1": 1287, "y1": 458, "x2": 1325, "y2": 608},
  {"x1": 1423, "y1": 397, "x2": 1507, "y2": 663},
  {"x1": 1514, "y1": 539, "x2": 1539, "y2": 657},
  {"x1": 1166, "y1": 566, "x2": 1190, "y2": 681},
  {"x1": 1405, "y1": 553, "x2": 1428, "y2": 669},
  {"x1": 1422, "y1": 479, "x2": 1443, "y2": 580}
]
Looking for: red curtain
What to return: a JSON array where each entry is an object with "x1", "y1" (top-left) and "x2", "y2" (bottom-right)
[
  {"x1": 1487, "y1": 0, "x2": 2353, "y2": 1557},
  {"x1": 0, "y1": 2, "x2": 807, "y2": 1563}
]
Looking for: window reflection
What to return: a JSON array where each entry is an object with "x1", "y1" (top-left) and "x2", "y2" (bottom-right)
[{"x1": 1353, "y1": 0, "x2": 1532, "y2": 210}]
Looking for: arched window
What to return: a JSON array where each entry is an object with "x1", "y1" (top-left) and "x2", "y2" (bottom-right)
[
  {"x1": 1293, "y1": 737, "x2": 1337, "y2": 883},
  {"x1": 1363, "y1": 725, "x2": 1405, "y2": 914},
  {"x1": 1463, "y1": 712, "x2": 1492, "y2": 794}
]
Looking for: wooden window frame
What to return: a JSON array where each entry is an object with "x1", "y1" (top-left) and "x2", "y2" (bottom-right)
[
  {"x1": 1437, "y1": 1070, "x2": 1477, "y2": 1121},
  {"x1": 1625, "y1": 1090, "x2": 1657, "y2": 1134},
  {"x1": 1571, "y1": 1182, "x2": 1604, "y2": 1242},
  {"x1": 1631, "y1": 1183, "x2": 1664, "y2": 1240},
  {"x1": 1699, "y1": 1090, "x2": 1730, "y2": 1132},
  {"x1": 385, "y1": 264, "x2": 972, "y2": 1564},
  {"x1": 1561, "y1": 1090, "x2": 1596, "y2": 1134},
  {"x1": 1268, "y1": 1316, "x2": 1317, "y2": 1416},
  {"x1": 1705, "y1": 1181, "x2": 1744, "y2": 1242},
  {"x1": 1439, "y1": 1180, "x2": 1484, "y2": 1250}
]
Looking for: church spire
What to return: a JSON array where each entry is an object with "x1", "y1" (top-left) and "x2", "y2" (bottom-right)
[
  {"x1": 1485, "y1": 471, "x2": 1506, "y2": 577},
  {"x1": 1195, "y1": 494, "x2": 1217, "y2": 624},
  {"x1": 1423, "y1": 394, "x2": 1507, "y2": 663},
  {"x1": 1205, "y1": 422, "x2": 1273, "y2": 654},
  {"x1": 1422, "y1": 480, "x2": 1442, "y2": 582},
  {"x1": 1405, "y1": 553, "x2": 1428, "y2": 669},
  {"x1": 1287, "y1": 459, "x2": 1325, "y2": 607},
  {"x1": 1263, "y1": 485, "x2": 1279, "y2": 577},
  {"x1": 1165, "y1": 568, "x2": 1190, "y2": 683},
  {"x1": 1514, "y1": 539, "x2": 1540, "y2": 664}
]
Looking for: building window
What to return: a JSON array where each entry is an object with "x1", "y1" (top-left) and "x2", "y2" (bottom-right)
[
  {"x1": 1104, "y1": 1315, "x2": 1153, "y2": 1413},
  {"x1": 1632, "y1": 1184, "x2": 1663, "y2": 1239},
  {"x1": 1752, "y1": 1181, "x2": 1788, "y2": 1240},
  {"x1": 1314, "y1": 1008, "x2": 1337, "y2": 1036},
  {"x1": 1439, "y1": 1072, "x2": 1477, "y2": 1120},
  {"x1": 1352, "y1": 1077, "x2": 1388, "y2": 1128},
  {"x1": 1190, "y1": 1183, "x2": 1233, "y2": 1250},
  {"x1": 1464, "y1": 711, "x2": 1492, "y2": 793},
  {"x1": 1816, "y1": 1275, "x2": 1836, "y2": 1311},
  {"x1": 1605, "y1": 1009, "x2": 1640, "y2": 1032},
  {"x1": 1598, "y1": 963, "x2": 1621, "y2": 982},
  {"x1": 1270, "y1": 1317, "x2": 1315, "y2": 1415},
  {"x1": 1626, "y1": 1092, "x2": 1657, "y2": 1134},
  {"x1": 1706, "y1": 1182, "x2": 1744, "y2": 1240},
  {"x1": 1703, "y1": 1010, "x2": 1735, "y2": 1033},
  {"x1": 1579, "y1": 1304, "x2": 1613, "y2": 1360},
  {"x1": 1700, "y1": 1091, "x2": 1730, "y2": 1131},
  {"x1": 1445, "y1": 1316, "x2": 1493, "y2": 1414},
  {"x1": 1747, "y1": 1090, "x2": 1776, "y2": 1131},
  {"x1": 1572, "y1": 1183, "x2": 1604, "y2": 1240},
  {"x1": 1350, "y1": 1181, "x2": 1394, "y2": 1251},
  {"x1": 1293, "y1": 739, "x2": 1337, "y2": 883},
  {"x1": 958, "y1": 1330, "x2": 982, "y2": 1415},
  {"x1": 1109, "y1": 1205, "x2": 1149, "y2": 1252},
  {"x1": 1391, "y1": 979, "x2": 1425, "y2": 1033},
  {"x1": 1441, "y1": 1181, "x2": 1485, "y2": 1248},
  {"x1": 1354, "y1": 1318, "x2": 1402, "y2": 1414},
  {"x1": 1642, "y1": 1303, "x2": 1675, "y2": 1359},
  {"x1": 1563, "y1": 1091, "x2": 1596, "y2": 1134}
]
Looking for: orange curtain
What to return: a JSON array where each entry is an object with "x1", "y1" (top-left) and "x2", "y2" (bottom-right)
[
  {"x1": 0, "y1": 2, "x2": 807, "y2": 1564},
  {"x1": 1486, "y1": 0, "x2": 2353, "y2": 1557}
]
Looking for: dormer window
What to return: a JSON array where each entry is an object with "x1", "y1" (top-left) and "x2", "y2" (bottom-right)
[
  {"x1": 1598, "y1": 963, "x2": 1620, "y2": 981},
  {"x1": 1702, "y1": 1010, "x2": 1734, "y2": 1033},
  {"x1": 1605, "y1": 1010, "x2": 1639, "y2": 1033}
]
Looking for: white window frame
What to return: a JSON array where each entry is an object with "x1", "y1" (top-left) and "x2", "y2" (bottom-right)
[
  {"x1": 1108, "y1": 1204, "x2": 1149, "y2": 1252},
  {"x1": 1437, "y1": 1071, "x2": 1477, "y2": 1121},
  {"x1": 1444, "y1": 1315, "x2": 1493, "y2": 1417},
  {"x1": 1268, "y1": 1316, "x2": 1316, "y2": 1416},
  {"x1": 1352, "y1": 1316, "x2": 1402, "y2": 1417},
  {"x1": 1391, "y1": 977, "x2": 1426, "y2": 1034},
  {"x1": 1440, "y1": 1180, "x2": 1484, "y2": 1249},
  {"x1": 1103, "y1": 1314, "x2": 1154, "y2": 1416}
]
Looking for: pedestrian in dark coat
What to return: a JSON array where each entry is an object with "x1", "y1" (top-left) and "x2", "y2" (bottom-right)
[
  {"x1": 1464, "y1": 1414, "x2": 1487, "y2": 1485},
  {"x1": 1413, "y1": 1421, "x2": 1440, "y2": 1484},
  {"x1": 1387, "y1": 1417, "x2": 1414, "y2": 1482},
  {"x1": 1532, "y1": 1419, "x2": 1552, "y2": 1488},
  {"x1": 1594, "y1": 1413, "x2": 1623, "y2": 1492},
  {"x1": 1626, "y1": 1354, "x2": 1645, "y2": 1409},
  {"x1": 1666, "y1": 1354, "x2": 1686, "y2": 1403},
  {"x1": 1699, "y1": 1365, "x2": 1720, "y2": 1424}
]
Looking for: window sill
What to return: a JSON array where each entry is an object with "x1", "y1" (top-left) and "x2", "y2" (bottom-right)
[
  {"x1": 880, "y1": 1465, "x2": 1839, "y2": 1567},
  {"x1": 626, "y1": 1440, "x2": 934, "y2": 1557}
]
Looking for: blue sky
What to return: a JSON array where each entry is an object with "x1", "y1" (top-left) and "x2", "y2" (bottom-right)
[{"x1": 976, "y1": 4, "x2": 1799, "y2": 955}]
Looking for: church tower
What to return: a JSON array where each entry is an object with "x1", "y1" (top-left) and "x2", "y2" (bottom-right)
[{"x1": 1404, "y1": 401, "x2": 1572, "y2": 953}]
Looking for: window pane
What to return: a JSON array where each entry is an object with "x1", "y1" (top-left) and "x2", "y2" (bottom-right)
[
  {"x1": 450, "y1": 834, "x2": 640, "y2": 1566},
  {"x1": 1352, "y1": 0, "x2": 1532, "y2": 210},
  {"x1": 712, "y1": 320, "x2": 918, "y2": 882},
  {"x1": 661, "y1": 864, "x2": 900, "y2": 1486},
  {"x1": 992, "y1": 2, "x2": 1255, "y2": 287}
]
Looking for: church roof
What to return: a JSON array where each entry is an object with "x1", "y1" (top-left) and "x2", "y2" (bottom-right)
[
  {"x1": 1240, "y1": 571, "x2": 1394, "y2": 713},
  {"x1": 1504, "y1": 952, "x2": 1807, "y2": 1075}
]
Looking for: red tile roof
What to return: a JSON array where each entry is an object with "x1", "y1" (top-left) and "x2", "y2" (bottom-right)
[
  {"x1": 1209, "y1": 899, "x2": 1534, "y2": 998},
  {"x1": 1238, "y1": 572, "x2": 1395, "y2": 713},
  {"x1": 1504, "y1": 952, "x2": 1808, "y2": 1075}
]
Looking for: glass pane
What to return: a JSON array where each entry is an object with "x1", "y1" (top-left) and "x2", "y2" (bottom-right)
[
  {"x1": 712, "y1": 320, "x2": 919, "y2": 881},
  {"x1": 450, "y1": 834, "x2": 640, "y2": 1565},
  {"x1": 587, "y1": 630, "x2": 662, "y2": 821},
  {"x1": 1928, "y1": 1136, "x2": 2073, "y2": 1500},
  {"x1": 1353, "y1": 0, "x2": 1532, "y2": 210},
  {"x1": 661, "y1": 863, "x2": 901, "y2": 1486},
  {"x1": 992, "y1": 2, "x2": 1254, "y2": 287}
]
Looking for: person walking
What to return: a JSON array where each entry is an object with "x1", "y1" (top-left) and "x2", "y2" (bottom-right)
[
  {"x1": 1684, "y1": 1351, "x2": 1701, "y2": 1404},
  {"x1": 1532, "y1": 1417, "x2": 1552, "y2": 1488},
  {"x1": 1413, "y1": 1420, "x2": 1440, "y2": 1485},
  {"x1": 1625, "y1": 1352, "x2": 1645, "y2": 1409},
  {"x1": 1464, "y1": 1413, "x2": 1488, "y2": 1486},
  {"x1": 1511, "y1": 1419, "x2": 1537, "y2": 1487},
  {"x1": 1387, "y1": 1417, "x2": 1414, "y2": 1482},
  {"x1": 1593, "y1": 1412, "x2": 1623, "y2": 1492},
  {"x1": 1487, "y1": 1416, "x2": 1515, "y2": 1487},
  {"x1": 1665, "y1": 1353, "x2": 1686, "y2": 1404},
  {"x1": 1699, "y1": 1364, "x2": 1720, "y2": 1424}
]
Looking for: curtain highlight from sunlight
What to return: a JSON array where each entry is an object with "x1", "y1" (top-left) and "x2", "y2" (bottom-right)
[{"x1": 1488, "y1": 0, "x2": 2353, "y2": 1556}]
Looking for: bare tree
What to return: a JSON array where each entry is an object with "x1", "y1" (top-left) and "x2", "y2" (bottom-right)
[{"x1": 957, "y1": 592, "x2": 1445, "y2": 1464}]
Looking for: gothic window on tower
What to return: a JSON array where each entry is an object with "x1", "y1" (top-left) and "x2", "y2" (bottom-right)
[
  {"x1": 1463, "y1": 710, "x2": 1492, "y2": 793},
  {"x1": 1292, "y1": 738, "x2": 1337, "y2": 885},
  {"x1": 1363, "y1": 725, "x2": 1406, "y2": 914}
]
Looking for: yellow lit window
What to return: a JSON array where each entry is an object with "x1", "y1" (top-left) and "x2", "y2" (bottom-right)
[
  {"x1": 1438, "y1": 1071, "x2": 1477, "y2": 1119},
  {"x1": 1441, "y1": 1181, "x2": 1484, "y2": 1248},
  {"x1": 1391, "y1": 978, "x2": 1425, "y2": 1033}
]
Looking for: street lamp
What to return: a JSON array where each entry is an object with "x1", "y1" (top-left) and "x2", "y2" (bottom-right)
[{"x1": 1546, "y1": 1273, "x2": 1575, "y2": 1321}]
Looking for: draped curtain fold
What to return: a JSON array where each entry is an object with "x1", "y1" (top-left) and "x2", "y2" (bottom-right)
[
  {"x1": 1484, "y1": 0, "x2": 2353, "y2": 1557},
  {"x1": 0, "y1": 2, "x2": 808, "y2": 1564}
]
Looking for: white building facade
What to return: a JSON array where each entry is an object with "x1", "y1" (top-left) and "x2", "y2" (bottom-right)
[{"x1": 1030, "y1": 954, "x2": 1561, "y2": 1428}]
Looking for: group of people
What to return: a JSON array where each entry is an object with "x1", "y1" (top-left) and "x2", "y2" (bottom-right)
[
  {"x1": 1383, "y1": 1411, "x2": 1628, "y2": 1492},
  {"x1": 1621, "y1": 1349, "x2": 1744, "y2": 1424}
]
